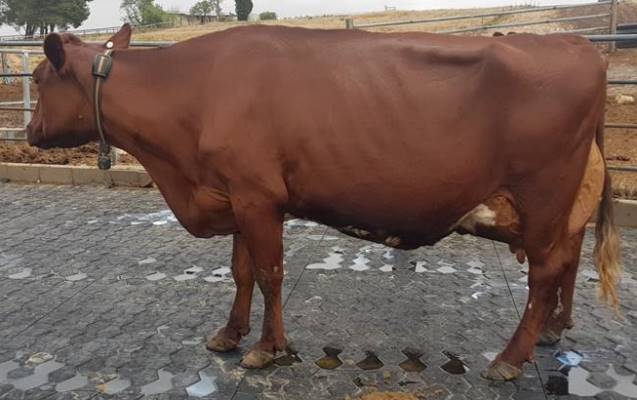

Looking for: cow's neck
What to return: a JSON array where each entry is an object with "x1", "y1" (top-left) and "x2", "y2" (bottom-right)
[{"x1": 92, "y1": 47, "x2": 198, "y2": 179}]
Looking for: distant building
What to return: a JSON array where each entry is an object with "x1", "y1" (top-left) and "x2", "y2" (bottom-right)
[{"x1": 168, "y1": 13, "x2": 236, "y2": 25}]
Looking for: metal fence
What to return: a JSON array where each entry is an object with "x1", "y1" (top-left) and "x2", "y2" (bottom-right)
[
  {"x1": 1, "y1": 33, "x2": 637, "y2": 173},
  {"x1": 0, "y1": 21, "x2": 178, "y2": 42},
  {"x1": 0, "y1": 48, "x2": 38, "y2": 140},
  {"x1": 346, "y1": 1, "x2": 616, "y2": 32}
]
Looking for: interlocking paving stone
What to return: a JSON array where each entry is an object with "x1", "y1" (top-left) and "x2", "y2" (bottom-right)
[{"x1": 0, "y1": 183, "x2": 636, "y2": 399}]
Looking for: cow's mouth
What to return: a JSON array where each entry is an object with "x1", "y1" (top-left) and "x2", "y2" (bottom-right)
[
  {"x1": 26, "y1": 127, "x2": 45, "y2": 148},
  {"x1": 27, "y1": 128, "x2": 90, "y2": 149}
]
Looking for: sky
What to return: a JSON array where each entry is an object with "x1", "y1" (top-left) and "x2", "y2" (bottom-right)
[{"x1": 0, "y1": 0, "x2": 595, "y2": 36}]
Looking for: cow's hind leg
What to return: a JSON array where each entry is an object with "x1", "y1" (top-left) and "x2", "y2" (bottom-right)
[
  {"x1": 538, "y1": 230, "x2": 585, "y2": 346},
  {"x1": 208, "y1": 233, "x2": 255, "y2": 352},
  {"x1": 483, "y1": 238, "x2": 572, "y2": 381}
]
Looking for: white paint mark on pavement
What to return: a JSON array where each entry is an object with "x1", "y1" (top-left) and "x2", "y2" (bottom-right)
[
  {"x1": 306, "y1": 247, "x2": 344, "y2": 270},
  {"x1": 8, "y1": 268, "x2": 31, "y2": 279}
]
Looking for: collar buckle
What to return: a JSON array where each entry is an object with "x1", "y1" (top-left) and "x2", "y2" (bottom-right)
[
  {"x1": 97, "y1": 152, "x2": 112, "y2": 170},
  {"x1": 93, "y1": 50, "x2": 114, "y2": 79}
]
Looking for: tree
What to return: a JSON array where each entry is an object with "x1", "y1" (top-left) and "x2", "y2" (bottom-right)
[
  {"x1": 121, "y1": 0, "x2": 168, "y2": 26},
  {"x1": 191, "y1": 0, "x2": 224, "y2": 23},
  {"x1": 259, "y1": 11, "x2": 276, "y2": 20},
  {"x1": 212, "y1": 0, "x2": 223, "y2": 19},
  {"x1": 1, "y1": 0, "x2": 93, "y2": 37},
  {"x1": 235, "y1": 0, "x2": 252, "y2": 21},
  {"x1": 190, "y1": 0, "x2": 211, "y2": 23}
]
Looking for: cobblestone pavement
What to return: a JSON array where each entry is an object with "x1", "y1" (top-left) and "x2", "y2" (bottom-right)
[{"x1": 1, "y1": 183, "x2": 637, "y2": 400}]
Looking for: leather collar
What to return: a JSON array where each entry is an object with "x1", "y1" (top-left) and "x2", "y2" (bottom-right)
[{"x1": 92, "y1": 49, "x2": 114, "y2": 170}]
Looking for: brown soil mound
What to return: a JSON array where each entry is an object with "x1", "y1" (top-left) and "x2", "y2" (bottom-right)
[
  {"x1": 0, "y1": 143, "x2": 138, "y2": 166},
  {"x1": 347, "y1": 386, "x2": 448, "y2": 400}
]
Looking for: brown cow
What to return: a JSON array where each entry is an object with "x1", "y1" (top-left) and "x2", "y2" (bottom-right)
[{"x1": 27, "y1": 24, "x2": 621, "y2": 381}]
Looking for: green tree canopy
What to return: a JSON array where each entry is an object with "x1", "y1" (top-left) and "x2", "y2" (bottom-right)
[
  {"x1": 190, "y1": 1, "x2": 212, "y2": 17},
  {"x1": 235, "y1": 0, "x2": 252, "y2": 21},
  {"x1": 121, "y1": 0, "x2": 168, "y2": 26},
  {"x1": 1, "y1": 0, "x2": 93, "y2": 37},
  {"x1": 190, "y1": 0, "x2": 223, "y2": 19},
  {"x1": 259, "y1": 11, "x2": 276, "y2": 20}
]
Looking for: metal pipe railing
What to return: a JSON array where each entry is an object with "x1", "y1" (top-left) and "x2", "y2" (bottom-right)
[
  {"x1": 0, "y1": 50, "x2": 33, "y2": 137},
  {"x1": 0, "y1": 107, "x2": 35, "y2": 112},
  {"x1": 606, "y1": 123, "x2": 637, "y2": 129},
  {"x1": 561, "y1": 26, "x2": 609, "y2": 35},
  {"x1": 608, "y1": 165, "x2": 637, "y2": 172},
  {"x1": 351, "y1": 1, "x2": 611, "y2": 29},
  {"x1": 0, "y1": 21, "x2": 177, "y2": 42},
  {"x1": 0, "y1": 101, "x2": 37, "y2": 106},
  {"x1": 586, "y1": 34, "x2": 637, "y2": 41},
  {"x1": 0, "y1": 40, "x2": 174, "y2": 48},
  {"x1": 608, "y1": 79, "x2": 637, "y2": 85},
  {"x1": 440, "y1": 13, "x2": 610, "y2": 35},
  {"x1": 0, "y1": 48, "x2": 43, "y2": 55},
  {"x1": 0, "y1": 73, "x2": 33, "y2": 78}
]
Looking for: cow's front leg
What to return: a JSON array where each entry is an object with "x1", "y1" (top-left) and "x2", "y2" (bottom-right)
[
  {"x1": 231, "y1": 199, "x2": 287, "y2": 369},
  {"x1": 208, "y1": 233, "x2": 255, "y2": 352}
]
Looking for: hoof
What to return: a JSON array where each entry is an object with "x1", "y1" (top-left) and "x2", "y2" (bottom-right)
[
  {"x1": 207, "y1": 334, "x2": 239, "y2": 353},
  {"x1": 537, "y1": 328, "x2": 561, "y2": 347},
  {"x1": 241, "y1": 349, "x2": 275, "y2": 369},
  {"x1": 481, "y1": 360, "x2": 522, "y2": 381}
]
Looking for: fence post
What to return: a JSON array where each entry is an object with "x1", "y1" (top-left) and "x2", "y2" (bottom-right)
[
  {"x1": 609, "y1": 0, "x2": 618, "y2": 52},
  {"x1": 22, "y1": 52, "x2": 31, "y2": 136},
  {"x1": 111, "y1": 148, "x2": 118, "y2": 167},
  {"x1": 345, "y1": 18, "x2": 355, "y2": 29},
  {"x1": 1, "y1": 53, "x2": 9, "y2": 85}
]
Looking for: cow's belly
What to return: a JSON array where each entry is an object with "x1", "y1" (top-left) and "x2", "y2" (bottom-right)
[
  {"x1": 287, "y1": 190, "x2": 478, "y2": 249},
  {"x1": 288, "y1": 142, "x2": 604, "y2": 254}
]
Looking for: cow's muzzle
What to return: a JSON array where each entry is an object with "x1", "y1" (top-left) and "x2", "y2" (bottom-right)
[{"x1": 26, "y1": 121, "x2": 43, "y2": 147}]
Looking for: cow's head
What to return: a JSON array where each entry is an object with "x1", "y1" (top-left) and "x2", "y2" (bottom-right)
[{"x1": 27, "y1": 24, "x2": 132, "y2": 149}]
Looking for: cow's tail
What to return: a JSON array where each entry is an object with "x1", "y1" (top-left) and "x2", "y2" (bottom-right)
[{"x1": 593, "y1": 101, "x2": 622, "y2": 311}]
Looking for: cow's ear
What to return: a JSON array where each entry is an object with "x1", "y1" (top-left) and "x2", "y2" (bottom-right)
[
  {"x1": 44, "y1": 33, "x2": 65, "y2": 71},
  {"x1": 105, "y1": 24, "x2": 132, "y2": 50}
]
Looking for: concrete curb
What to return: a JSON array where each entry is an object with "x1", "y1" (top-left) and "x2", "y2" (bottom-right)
[
  {"x1": 613, "y1": 199, "x2": 637, "y2": 228},
  {"x1": 0, "y1": 162, "x2": 153, "y2": 188}
]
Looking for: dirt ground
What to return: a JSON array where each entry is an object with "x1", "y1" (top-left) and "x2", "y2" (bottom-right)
[{"x1": 0, "y1": 143, "x2": 138, "y2": 165}]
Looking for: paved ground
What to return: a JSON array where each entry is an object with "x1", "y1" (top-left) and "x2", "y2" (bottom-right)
[{"x1": 1, "y1": 183, "x2": 637, "y2": 400}]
